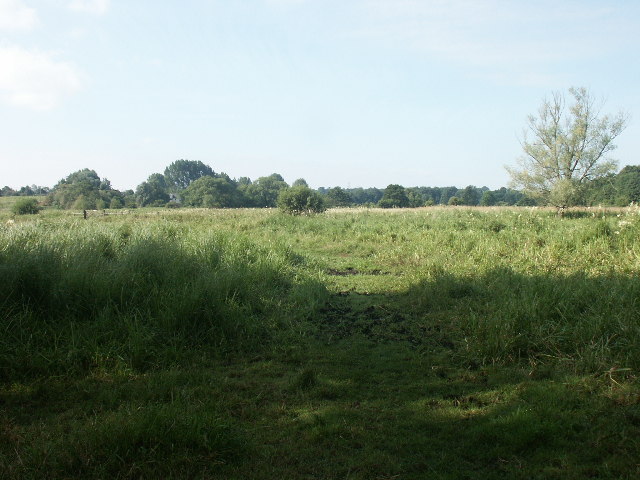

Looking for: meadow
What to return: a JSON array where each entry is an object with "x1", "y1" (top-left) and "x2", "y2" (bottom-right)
[{"x1": 1, "y1": 202, "x2": 640, "y2": 479}]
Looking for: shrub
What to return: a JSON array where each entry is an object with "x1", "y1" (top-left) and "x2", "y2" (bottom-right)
[
  {"x1": 12, "y1": 197, "x2": 40, "y2": 215},
  {"x1": 277, "y1": 186, "x2": 326, "y2": 215}
]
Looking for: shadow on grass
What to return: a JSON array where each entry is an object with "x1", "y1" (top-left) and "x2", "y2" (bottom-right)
[
  {"x1": 319, "y1": 267, "x2": 640, "y2": 373},
  {"x1": 256, "y1": 341, "x2": 640, "y2": 480},
  {"x1": 2, "y1": 267, "x2": 640, "y2": 479}
]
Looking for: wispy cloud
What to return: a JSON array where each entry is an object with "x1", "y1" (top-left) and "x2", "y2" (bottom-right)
[
  {"x1": 264, "y1": 0, "x2": 307, "y2": 7},
  {"x1": 355, "y1": 0, "x2": 631, "y2": 87},
  {"x1": 0, "y1": 0, "x2": 38, "y2": 31},
  {"x1": 68, "y1": 0, "x2": 109, "y2": 15},
  {"x1": 0, "y1": 45, "x2": 82, "y2": 110}
]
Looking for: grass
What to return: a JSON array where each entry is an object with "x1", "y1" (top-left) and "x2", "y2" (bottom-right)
[
  {"x1": 0, "y1": 219, "x2": 326, "y2": 379},
  {"x1": 1, "y1": 205, "x2": 640, "y2": 478}
]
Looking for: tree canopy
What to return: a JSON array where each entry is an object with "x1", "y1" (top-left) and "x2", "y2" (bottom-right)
[
  {"x1": 164, "y1": 160, "x2": 216, "y2": 192},
  {"x1": 49, "y1": 169, "x2": 123, "y2": 209},
  {"x1": 181, "y1": 176, "x2": 242, "y2": 208},
  {"x1": 326, "y1": 186, "x2": 352, "y2": 207},
  {"x1": 378, "y1": 184, "x2": 409, "y2": 208},
  {"x1": 135, "y1": 173, "x2": 170, "y2": 207},
  {"x1": 277, "y1": 186, "x2": 326, "y2": 215},
  {"x1": 507, "y1": 87, "x2": 628, "y2": 209},
  {"x1": 245, "y1": 174, "x2": 289, "y2": 207}
]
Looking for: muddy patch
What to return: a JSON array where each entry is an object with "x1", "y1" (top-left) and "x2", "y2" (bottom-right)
[{"x1": 326, "y1": 268, "x2": 387, "y2": 276}]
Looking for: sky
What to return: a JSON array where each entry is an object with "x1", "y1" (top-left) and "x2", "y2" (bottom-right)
[{"x1": 1, "y1": 0, "x2": 639, "y2": 191}]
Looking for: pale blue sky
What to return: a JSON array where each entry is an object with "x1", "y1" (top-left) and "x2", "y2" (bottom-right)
[{"x1": 1, "y1": 0, "x2": 639, "y2": 191}]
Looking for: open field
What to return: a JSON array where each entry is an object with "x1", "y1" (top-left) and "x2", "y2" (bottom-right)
[{"x1": 2, "y1": 205, "x2": 640, "y2": 478}]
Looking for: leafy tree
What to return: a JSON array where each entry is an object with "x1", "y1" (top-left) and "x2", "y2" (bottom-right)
[
  {"x1": 439, "y1": 186, "x2": 458, "y2": 205},
  {"x1": 277, "y1": 186, "x2": 326, "y2": 215},
  {"x1": 181, "y1": 176, "x2": 242, "y2": 208},
  {"x1": 12, "y1": 197, "x2": 40, "y2": 215},
  {"x1": 235, "y1": 177, "x2": 254, "y2": 207},
  {"x1": 378, "y1": 184, "x2": 409, "y2": 208},
  {"x1": 490, "y1": 187, "x2": 525, "y2": 206},
  {"x1": 406, "y1": 188, "x2": 426, "y2": 207},
  {"x1": 515, "y1": 195, "x2": 538, "y2": 206},
  {"x1": 347, "y1": 187, "x2": 384, "y2": 206},
  {"x1": 109, "y1": 197, "x2": 124, "y2": 209},
  {"x1": 135, "y1": 173, "x2": 170, "y2": 207},
  {"x1": 413, "y1": 187, "x2": 442, "y2": 205},
  {"x1": 163, "y1": 160, "x2": 215, "y2": 192},
  {"x1": 460, "y1": 185, "x2": 480, "y2": 206},
  {"x1": 292, "y1": 178, "x2": 309, "y2": 187},
  {"x1": 448, "y1": 196, "x2": 460, "y2": 206},
  {"x1": 615, "y1": 165, "x2": 640, "y2": 205},
  {"x1": 245, "y1": 174, "x2": 288, "y2": 207},
  {"x1": 49, "y1": 169, "x2": 119, "y2": 209},
  {"x1": 18, "y1": 185, "x2": 34, "y2": 196},
  {"x1": 507, "y1": 87, "x2": 628, "y2": 210},
  {"x1": 480, "y1": 190, "x2": 496, "y2": 206},
  {"x1": 326, "y1": 186, "x2": 352, "y2": 207},
  {"x1": 1, "y1": 186, "x2": 16, "y2": 196},
  {"x1": 122, "y1": 190, "x2": 137, "y2": 208}
]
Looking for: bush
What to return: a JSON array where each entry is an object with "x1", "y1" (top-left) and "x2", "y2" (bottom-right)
[
  {"x1": 277, "y1": 186, "x2": 326, "y2": 215},
  {"x1": 109, "y1": 197, "x2": 124, "y2": 209},
  {"x1": 12, "y1": 197, "x2": 40, "y2": 215}
]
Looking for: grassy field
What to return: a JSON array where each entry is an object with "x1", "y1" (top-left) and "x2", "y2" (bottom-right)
[{"x1": 1, "y1": 204, "x2": 640, "y2": 478}]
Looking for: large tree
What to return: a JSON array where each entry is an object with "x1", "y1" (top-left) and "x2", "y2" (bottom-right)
[
  {"x1": 507, "y1": 87, "x2": 627, "y2": 210},
  {"x1": 326, "y1": 186, "x2": 352, "y2": 207},
  {"x1": 460, "y1": 185, "x2": 480, "y2": 206},
  {"x1": 378, "y1": 184, "x2": 409, "y2": 208},
  {"x1": 163, "y1": 160, "x2": 215, "y2": 192},
  {"x1": 49, "y1": 168, "x2": 121, "y2": 209},
  {"x1": 135, "y1": 173, "x2": 170, "y2": 207},
  {"x1": 245, "y1": 174, "x2": 288, "y2": 207},
  {"x1": 181, "y1": 176, "x2": 242, "y2": 208},
  {"x1": 615, "y1": 165, "x2": 640, "y2": 205},
  {"x1": 277, "y1": 186, "x2": 326, "y2": 215}
]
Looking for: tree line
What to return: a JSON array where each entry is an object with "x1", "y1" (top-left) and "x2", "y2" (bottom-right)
[
  {"x1": 2, "y1": 158, "x2": 639, "y2": 210},
  {"x1": 3, "y1": 87, "x2": 634, "y2": 211}
]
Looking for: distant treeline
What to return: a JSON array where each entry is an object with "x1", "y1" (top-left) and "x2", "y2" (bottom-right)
[{"x1": 2, "y1": 160, "x2": 640, "y2": 209}]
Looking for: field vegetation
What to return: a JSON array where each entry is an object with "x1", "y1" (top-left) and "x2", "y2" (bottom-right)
[{"x1": 1, "y1": 203, "x2": 640, "y2": 478}]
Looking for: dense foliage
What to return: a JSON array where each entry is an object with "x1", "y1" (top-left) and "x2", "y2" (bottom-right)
[
  {"x1": 47, "y1": 169, "x2": 131, "y2": 210},
  {"x1": 5, "y1": 157, "x2": 640, "y2": 210},
  {"x1": 277, "y1": 185, "x2": 326, "y2": 215},
  {"x1": 11, "y1": 197, "x2": 40, "y2": 215},
  {"x1": 508, "y1": 87, "x2": 628, "y2": 208}
]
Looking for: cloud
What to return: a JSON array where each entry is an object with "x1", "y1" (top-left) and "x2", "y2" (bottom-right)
[
  {"x1": 0, "y1": 45, "x2": 83, "y2": 110},
  {"x1": 68, "y1": 0, "x2": 109, "y2": 15},
  {"x1": 264, "y1": 0, "x2": 307, "y2": 6},
  {"x1": 355, "y1": 0, "x2": 628, "y2": 86},
  {"x1": 0, "y1": 0, "x2": 38, "y2": 31}
]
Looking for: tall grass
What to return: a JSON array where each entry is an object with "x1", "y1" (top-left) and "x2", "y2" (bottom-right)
[
  {"x1": 0, "y1": 219, "x2": 326, "y2": 379},
  {"x1": 242, "y1": 205, "x2": 640, "y2": 372},
  {"x1": 2, "y1": 207, "x2": 640, "y2": 479},
  {"x1": 2, "y1": 206, "x2": 639, "y2": 375}
]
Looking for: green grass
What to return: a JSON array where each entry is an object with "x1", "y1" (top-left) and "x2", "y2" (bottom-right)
[{"x1": 1, "y1": 206, "x2": 640, "y2": 478}]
